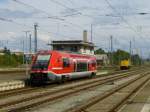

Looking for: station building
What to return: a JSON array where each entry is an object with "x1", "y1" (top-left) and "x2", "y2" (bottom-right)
[
  {"x1": 50, "y1": 40, "x2": 95, "y2": 55},
  {"x1": 95, "y1": 54, "x2": 109, "y2": 66},
  {"x1": 49, "y1": 30, "x2": 95, "y2": 55}
]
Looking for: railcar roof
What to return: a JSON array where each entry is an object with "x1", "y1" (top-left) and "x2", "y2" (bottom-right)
[{"x1": 37, "y1": 50, "x2": 95, "y2": 58}]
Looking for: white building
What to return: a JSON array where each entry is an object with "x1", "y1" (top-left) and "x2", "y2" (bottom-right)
[
  {"x1": 50, "y1": 40, "x2": 95, "y2": 55},
  {"x1": 95, "y1": 54, "x2": 110, "y2": 66},
  {"x1": 49, "y1": 30, "x2": 95, "y2": 55}
]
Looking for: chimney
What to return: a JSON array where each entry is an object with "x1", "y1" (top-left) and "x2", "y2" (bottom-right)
[{"x1": 83, "y1": 30, "x2": 88, "y2": 42}]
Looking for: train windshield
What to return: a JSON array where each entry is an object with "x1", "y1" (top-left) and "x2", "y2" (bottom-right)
[
  {"x1": 37, "y1": 55, "x2": 50, "y2": 62},
  {"x1": 32, "y1": 54, "x2": 51, "y2": 70}
]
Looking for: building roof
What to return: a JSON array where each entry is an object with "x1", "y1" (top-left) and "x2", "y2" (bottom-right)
[{"x1": 49, "y1": 40, "x2": 95, "y2": 47}]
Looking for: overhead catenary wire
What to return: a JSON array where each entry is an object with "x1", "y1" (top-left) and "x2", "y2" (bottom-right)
[
  {"x1": 11, "y1": 0, "x2": 85, "y2": 30},
  {"x1": 67, "y1": 0, "x2": 76, "y2": 6},
  {"x1": 10, "y1": 0, "x2": 150, "y2": 39},
  {"x1": 0, "y1": 17, "x2": 33, "y2": 29},
  {"x1": 12, "y1": 0, "x2": 114, "y2": 43},
  {"x1": 0, "y1": 16, "x2": 77, "y2": 47},
  {"x1": 5, "y1": 0, "x2": 149, "y2": 55},
  {"x1": 104, "y1": 0, "x2": 148, "y2": 45},
  {"x1": 0, "y1": 0, "x2": 120, "y2": 48},
  {"x1": 12, "y1": 0, "x2": 65, "y2": 21},
  {"x1": 50, "y1": 0, "x2": 80, "y2": 13},
  {"x1": 12, "y1": 0, "x2": 95, "y2": 40},
  {"x1": 49, "y1": 0, "x2": 111, "y2": 20}
]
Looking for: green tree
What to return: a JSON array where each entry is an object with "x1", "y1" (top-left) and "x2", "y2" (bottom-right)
[
  {"x1": 109, "y1": 49, "x2": 130, "y2": 65},
  {"x1": 132, "y1": 54, "x2": 141, "y2": 65},
  {"x1": 0, "y1": 49, "x2": 24, "y2": 67},
  {"x1": 3, "y1": 47, "x2": 10, "y2": 55},
  {"x1": 95, "y1": 48, "x2": 106, "y2": 54}
]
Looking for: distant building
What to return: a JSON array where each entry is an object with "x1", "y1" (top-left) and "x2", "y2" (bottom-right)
[
  {"x1": 49, "y1": 30, "x2": 95, "y2": 55},
  {"x1": 95, "y1": 54, "x2": 109, "y2": 66},
  {"x1": 50, "y1": 40, "x2": 95, "y2": 55}
]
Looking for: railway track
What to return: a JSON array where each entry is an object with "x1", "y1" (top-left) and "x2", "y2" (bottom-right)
[
  {"x1": 0, "y1": 67, "x2": 146, "y2": 98},
  {"x1": 0, "y1": 68, "x2": 149, "y2": 112},
  {"x1": 67, "y1": 71, "x2": 150, "y2": 112}
]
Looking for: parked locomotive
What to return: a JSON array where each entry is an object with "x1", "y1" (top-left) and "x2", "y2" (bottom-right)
[
  {"x1": 30, "y1": 50, "x2": 97, "y2": 85},
  {"x1": 120, "y1": 59, "x2": 131, "y2": 70}
]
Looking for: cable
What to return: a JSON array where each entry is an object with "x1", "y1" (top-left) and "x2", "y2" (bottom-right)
[
  {"x1": 12, "y1": 0, "x2": 64, "y2": 21},
  {"x1": 49, "y1": 0, "x2": 106, "y2": 20},
  {"x1": 0, "y1": 17, "x2": 33, "y2": 29},
  {"x1": 12, "y1": 0, "x2": 85, "y2": 30},
  {"x1": 50, "y1": 0, "x2": 78, "y2": 12},
  {"x1": 67, "y1": 0, "x2": 75, "y2": 6},
  {"x1": 62, "y1": 12, "x2": 81, "y2": 17},
  {"x1": 105, "y1": 0, "x2": 150, "y2": 59},
  {"x1": 0, "y1": 16, "x2": 76, "y2": 41},
  {"x1": 105, "y1": 0, "x2": 148, "y2": 44},
  {"x1": 10, "y1": 0, "x2": 134, "y2": 50},
  {"x1": 12, "y1": 0, "x2": 103, "y2": 38}
]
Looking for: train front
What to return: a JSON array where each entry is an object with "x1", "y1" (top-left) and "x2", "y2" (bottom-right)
[{"x1": 30, "y1": 51, "x2": 51, "y2": 85}]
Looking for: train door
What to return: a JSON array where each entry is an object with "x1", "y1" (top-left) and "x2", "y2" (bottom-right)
[
  {"x1": 88, "y1": 61, "x2": 90, "y2": 71},
  {"x1": 74, "y1": 62, "x2": 76, "y2": 72}
]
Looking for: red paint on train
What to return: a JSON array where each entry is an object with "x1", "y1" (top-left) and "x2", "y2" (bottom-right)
[{"x1": 30, "y1": 50, "x2": 97, "y2": 85}]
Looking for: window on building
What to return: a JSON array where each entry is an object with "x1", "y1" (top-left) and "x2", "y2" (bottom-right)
[
  {"x1": 56, "y1": 46, "x2": 64, "y2": 50},
  {"x1": 63, "y1": 58, "x2": 70, "y2": 67},
  {"x1": 90, "y1": 48, "x2": 93, "y2": 53},
  {"x1": 82, "y1": 47, "x2": 86, "y2": 53},
  {"x1": 71, "y1": 46, "x2": 78, "y2": 52},
  {"x1": 76, "y1": 61, "x2": 88, "y2": 72}
]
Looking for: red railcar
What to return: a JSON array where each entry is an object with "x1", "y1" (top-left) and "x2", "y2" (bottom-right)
[{"x1": 30, "y1": 50, "x2": 97, "y2": 84}]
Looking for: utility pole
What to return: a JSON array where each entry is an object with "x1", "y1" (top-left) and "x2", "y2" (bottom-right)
[
  {"x1": 24, "y1": 31, "x2": 30, "y2": 53},
  {"x1": 34, "y1": 23, "x2": 38, "y2": 53},
  {"x1": 29, "y1": 34, "x2": 32, "y2": 54},
  {"x1": 24, "y1": 31, "x2": 30, "y2": 76},
  {"x1": 110, "y1": 35, "x2": 113, "y2": 65},
  {"x1": 110, "y1": 35, "x2": 113, "y2": 53},
  {"x1": 91, "y1": 24, "x2": 93, "y2": 42},
  {"x1": 140, "y1": 49, "x2": 143, "y2": 66},
  {"x1": 129, "y1": 41, "x2": 132, "y2": 64},
  {"x1": 29, "y1": 34, "x2": 32, "y2": 62},
  {"x1": 22, "y1": 40, "x2": 25, "y2": 65}
]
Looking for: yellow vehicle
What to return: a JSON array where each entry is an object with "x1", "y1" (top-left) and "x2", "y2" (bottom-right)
[{"x1": 120, "y1": 59, "x2": 130, "y2": 70}]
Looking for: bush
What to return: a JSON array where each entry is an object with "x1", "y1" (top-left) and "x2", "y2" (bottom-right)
[{"x1": 0, "y1": 53, "x2": 23, "y2": 68}]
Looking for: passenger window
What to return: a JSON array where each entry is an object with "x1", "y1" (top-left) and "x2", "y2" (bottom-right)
[
  {"x1": 76, "y1": 61, "x2": 88, "y2": 72},
  {"x1": 63, "y1": 58, "x2": 70, "y2": 67}
]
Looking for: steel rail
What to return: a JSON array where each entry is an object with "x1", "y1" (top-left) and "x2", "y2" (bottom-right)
[
  {"x1": 67, "y1": 72, "x2": 150, "y2": 112},
  {"x1": 0, "y1": 67, "x2": 147, "y2": 98},
  {"x1": 0, "y1": 69, "x2": 149, "y2": 112}
]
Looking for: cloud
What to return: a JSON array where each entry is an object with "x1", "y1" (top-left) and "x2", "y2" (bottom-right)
[{"x1": 0, "y1": 0, "x2": 150, "y2": 58}]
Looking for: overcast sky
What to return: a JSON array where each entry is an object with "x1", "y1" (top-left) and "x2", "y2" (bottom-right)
[{"x1": 0, "y1": 0, "x2": 150, "y2": 58}]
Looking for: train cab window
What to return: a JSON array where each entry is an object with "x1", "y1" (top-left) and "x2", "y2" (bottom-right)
[
  {"x1": 63, "y1": 58, "x2": 70, "y2": 67},
  {"x1": 32, "y1": 54, "x2": 51, "y2": 70}
]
